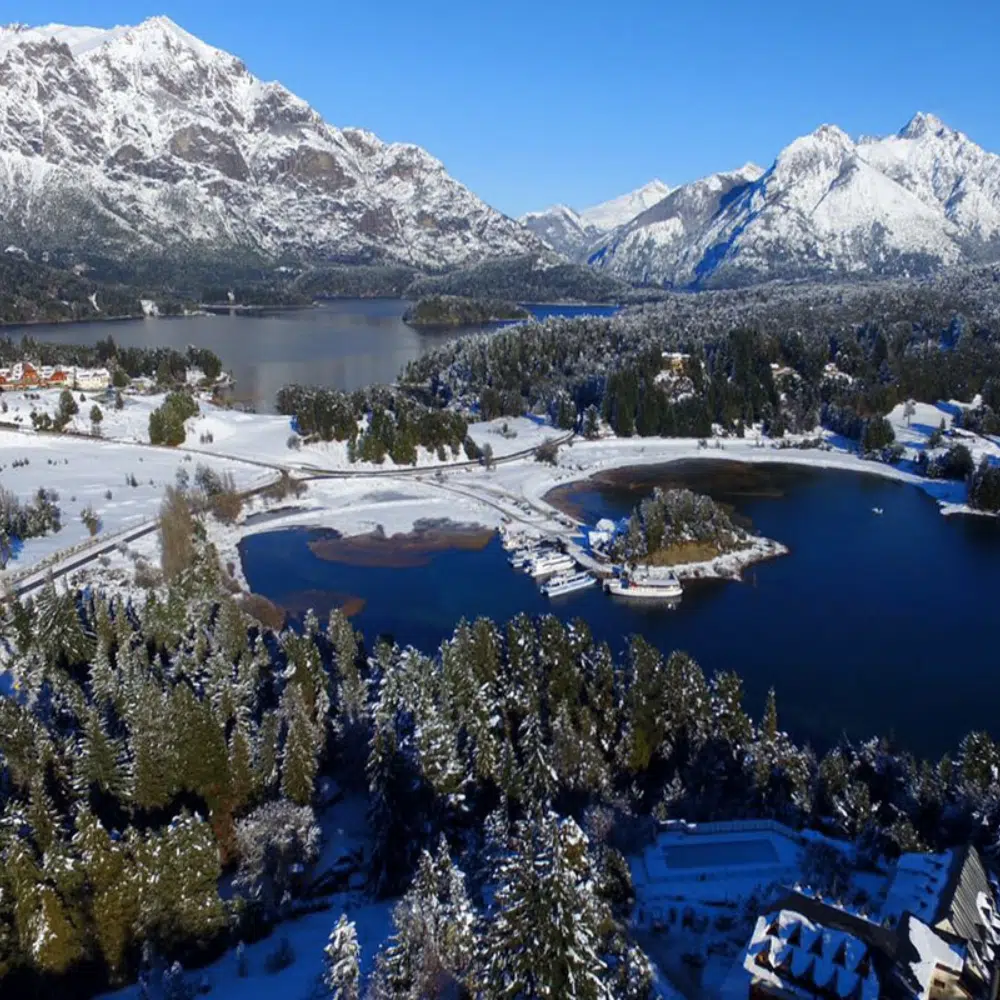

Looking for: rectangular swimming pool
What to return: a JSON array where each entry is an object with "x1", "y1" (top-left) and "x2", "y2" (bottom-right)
[{"x1": 662, "y1": 838, "x2": 781, "y2": 869}]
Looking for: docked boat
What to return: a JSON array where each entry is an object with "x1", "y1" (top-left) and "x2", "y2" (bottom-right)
[
  {"x1": 508, "y1": 546, "x2": 541, "y2": 566},
  {"x1": 605, "y1": 565, "x2": 682, "y2": 600},
  {"x1": 526, "y1": 551, "x2": 576, "y2": 578},
  {"x1": 541, "y1": 570, "x2": 597, "y2": 597}
]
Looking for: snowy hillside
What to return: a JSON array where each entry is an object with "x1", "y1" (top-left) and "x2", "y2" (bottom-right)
[
  {"x1": 519, "y1": 179, "x2": 670, "y2": 258},
  {"x1": 590, "y1": 115, "x2": 1000, "y2": 287},
  {"x1": 0, "y1": 18, "x2": 541, "y2": 269}
]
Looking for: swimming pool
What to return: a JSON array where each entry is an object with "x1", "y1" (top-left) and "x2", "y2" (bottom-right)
[{"x1": 662, "y1": 838, "x2": 781, "y2": 869}]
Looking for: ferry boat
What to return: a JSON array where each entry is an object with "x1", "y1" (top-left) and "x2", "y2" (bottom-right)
[
  {"x1": 605, "y1": 565, "x2": 682, "y2": 600},
  {"x1": 526, "y1": 551, "x2": 576, "y2": 578},
  {"x1": 541, "y1": 570, "x2": 597, "y2": 597}
]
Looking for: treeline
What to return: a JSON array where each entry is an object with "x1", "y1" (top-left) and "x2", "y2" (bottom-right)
[
  {"x1": 276, "y1": 384, "x2": 470, "y2": 465},
  {"x1": 5, "y1": 537, "x2": 1000, "y2": 996},
  {"x1": 406, "y1": 254, "x2": 637, "y2": 304},
  {"x1": 609, "y1": 487, "x2": 751, "y2": 565},
  {"x1": 0, "y1": 335, "x2": 222, "y2": 384},
  {"x1": 402, "y1": 295, "x2": 528, "y2": 327},
  {"x1": 0, "y1": 256, "x2": 143, "y2": 326}
]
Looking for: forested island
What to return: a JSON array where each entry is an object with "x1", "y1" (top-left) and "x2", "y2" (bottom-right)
[
  {"x1": 403, "y1": 295, "x2": 529, "y2": 327},
  {"x1": 610, "y1": 487, "x2": 771, "y2": 568}
]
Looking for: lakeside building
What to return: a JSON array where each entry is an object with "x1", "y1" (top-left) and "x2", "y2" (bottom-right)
[
  {"x1": 0, "y1": 363, "x2": 111, "y2": 391},
  {"x1": 744, "y1": 845, "x2": 1000, "y2": 1000}
]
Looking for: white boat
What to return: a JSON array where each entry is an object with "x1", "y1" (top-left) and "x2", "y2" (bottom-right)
[
  {"x1": 605, "y1": 565, "x2": 682, "y2": 600},
  {"x1": 508, "y1": 546, "x2": 540, "y2": 566},
  {"x1": 872, "y1": 507, "x2": 884, "y2": 515},
  {"x1": 526, "y1": 551, "x2": 575, "y2": 578},
  {"x1": 541, "y1": 570, "x2": 597, "y2": 597}
]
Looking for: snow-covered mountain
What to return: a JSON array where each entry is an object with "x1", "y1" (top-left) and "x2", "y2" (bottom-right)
[
  {"x1": 0, "y1": 18, "x2": 541, "y2": 268},
  {"x1": 591, "y1": 116, "x2": 1000, "y2": 288},
  {"x1": 520, "y1": 180, "x2": 670, "y2": 259},
  {"x1": 588, "y1": 164, "x2": 764, "y2": 285}
]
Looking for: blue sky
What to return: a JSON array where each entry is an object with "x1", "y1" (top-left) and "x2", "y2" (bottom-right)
[{"x1": 8, "y1": 0, "x2": 1000, "y2": 217}]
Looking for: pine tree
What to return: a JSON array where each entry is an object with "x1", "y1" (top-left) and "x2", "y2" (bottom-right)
[
  {"x1": 487, "y1": 813, "x2": 611, "y2": 1000},
  {"x1": 518, "y1": 712, "x2": 556, "y2": 811},
  {"x1": 328, "y1": 610, "x2": 367, "y2": 730},
  {"x1": 323, "y1": 915, "x2": 361, "y2": 1000},
  {"x1": 73, "y1": 705, "x2": 126, "y2": 800},
  {"x1": 73, "y1": 808, "x2": 139, "y2": 980},
  {"x1": 370, "y1": 842, "x2": 479, "y2": 999},
  {"x1": 280, "y1": 682, "x2": 319, "y2": 806},
  {"x1": 762, "y1": 687, "x2": 779, "y2": 744}
]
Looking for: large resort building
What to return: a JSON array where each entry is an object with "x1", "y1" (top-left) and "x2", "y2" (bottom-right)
[
  {"x1": 745, "y1": 845, "x2": 1000, "y2": 1000},
  {"x1": 0, "y1": 361, "x2": 111, "y2": 391}
]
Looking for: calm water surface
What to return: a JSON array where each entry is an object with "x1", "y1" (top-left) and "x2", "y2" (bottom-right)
[
  {"x1": 7, "y1": 300, "x2": 615, "y2": 413},
  {"x1": 240, "y1": 462, "x2": 1000, "y2": 759}
]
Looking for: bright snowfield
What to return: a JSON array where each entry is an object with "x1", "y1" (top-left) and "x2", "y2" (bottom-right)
[
  {"x1": 0, "y1": 389, "x2": 560, "y2": 471},
  {"x1": 0, "y1": 18, "x2": 541, "y2": 268},
  {"x1": 0, "y1": 428, "x2": 269, "y2": 578}
]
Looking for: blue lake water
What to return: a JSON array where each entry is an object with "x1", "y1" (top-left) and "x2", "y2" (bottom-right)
[
  {"x1": 240, "y1": 461, "x2": 1000, "y2": 760},
  {"x1": 3, "y1": 300, "x2": 612, "y2": 413}
]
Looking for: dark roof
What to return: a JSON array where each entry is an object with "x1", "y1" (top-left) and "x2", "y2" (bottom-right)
[{"x1": 937, "y1": 845, "x2": 992, "y2": 944}]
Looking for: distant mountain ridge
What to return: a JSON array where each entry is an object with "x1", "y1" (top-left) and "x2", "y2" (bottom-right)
[
  {"x1": 0, "y1": 17, "x2": 542, "y2": 270},
  {"x1": 590, "y1": 115, "x2": 1000, "y2": 287},
  {"x1": 519, "y1": 180, "x2": 670, "y2": 259}
]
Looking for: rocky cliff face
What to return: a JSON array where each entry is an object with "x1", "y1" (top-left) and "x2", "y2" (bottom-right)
[{"x1": 0, "y1": 18, "x2": 541, "y2": 269}]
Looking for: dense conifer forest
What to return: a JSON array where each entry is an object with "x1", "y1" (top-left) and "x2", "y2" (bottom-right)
[{"x1": 402, "y1": 296, "x2": 528, "y2": 327}]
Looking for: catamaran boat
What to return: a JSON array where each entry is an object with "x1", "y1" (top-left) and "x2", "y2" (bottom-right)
[
  {"x1": 541, "y1": 570, "x2": 597, "y2": 597},
  {"x1": 526, "y1": 551, "x2": 576, "y2": 578},
  {"x1": 605, "y1": 564, "x2": 682, "y2": 600}
]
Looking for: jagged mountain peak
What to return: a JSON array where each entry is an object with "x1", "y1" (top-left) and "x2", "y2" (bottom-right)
[
  {"x1": 0, "y1": 17, "x2": 540, "y2": 268},
  {"x1": 899, "y1": 111, "x2": 952, "y2": 139}
]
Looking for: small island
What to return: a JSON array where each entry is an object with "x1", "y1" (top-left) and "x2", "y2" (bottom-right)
[
  {"x1": 608, "y1": 486, "x2": 787, "y2": 580},
  {"x1": 402, "y1": 294, "x2": 529, "y2": 327}
]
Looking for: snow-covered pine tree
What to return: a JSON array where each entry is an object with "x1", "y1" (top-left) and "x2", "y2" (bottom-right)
[
  {"x1": 72, "y1": 705, "x2": 126, "y2": 800},
  {"x1": 370, "y1": 841, "x2": 480, "y2": 999},
  {"x1": 328, "y1": 610, "x2": 367, "y2": 730},
  {"x1": 517, "y1": 711, "x2": 556, "y2": 812},
  {"x1": 323, "y1": 914, "x2": 360, "y2": 1000},
  {"x1": 72, "y1": 807, "x2": 139, "y2": 981},
  {"x1": 487, "y1": 812, "x2": 612, "y2": 1000},
  {"x1": 280, "y1": 681, "x2": 319, "y2": 806}
]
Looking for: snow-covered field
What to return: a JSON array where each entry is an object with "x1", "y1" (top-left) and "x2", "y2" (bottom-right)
[
  {"x1": 1, "y1": 389, "x2": 560, "y2": 472},
  {"x1": 0, "y1": 429, "x2": 270, "y2": 576},
  {"x1": 5, "y1": 389, "x2": 997, "y2": 591}
]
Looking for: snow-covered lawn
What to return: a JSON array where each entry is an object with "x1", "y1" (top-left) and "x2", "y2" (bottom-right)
[{"x1": 0, "y1": 429, "x2": 270, "y2": 575}]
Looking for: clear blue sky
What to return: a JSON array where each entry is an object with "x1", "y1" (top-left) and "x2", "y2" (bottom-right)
[{"x1": 8, "y1": 0, "x2": 1000, "y2": 217}]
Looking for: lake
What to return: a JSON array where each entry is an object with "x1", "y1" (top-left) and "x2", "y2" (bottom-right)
[
  {"x1": 239, "y1": 461, "x2": 1000, "y2": 760},
  {"x1": 4, "y1": 300, "x2": 617, "y2": 413}
]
